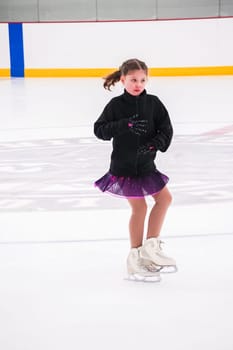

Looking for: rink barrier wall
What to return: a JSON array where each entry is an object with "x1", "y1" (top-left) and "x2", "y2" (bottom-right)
[
  {"x1": 0, "y1": 69, "x2": 10, "y2": 77},
  {"x1": 8, "y1": 23, "x2": 24, "y2": 77},
  {"x1": 2, "y1": 66, "x2": 233, "y2": 78},
  {"x1": 1, "y1": 18, "x2": 233, "y2": 78},
  {"x1": 23, "y1": 66, "x2": 233, "y2": 77}
]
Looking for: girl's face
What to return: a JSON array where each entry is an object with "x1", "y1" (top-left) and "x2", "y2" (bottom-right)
[{"x1": 121, "y1": 69, "x2": 148, "y2": 96}]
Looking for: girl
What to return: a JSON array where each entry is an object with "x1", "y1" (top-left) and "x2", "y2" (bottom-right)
[{"x1": 94, "y1": 58, "x2": 177, "y2": 282}]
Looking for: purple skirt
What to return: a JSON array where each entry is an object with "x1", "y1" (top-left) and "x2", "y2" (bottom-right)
[{"x1": 94, "y1": 170, "x2": 169, "y2": 198}]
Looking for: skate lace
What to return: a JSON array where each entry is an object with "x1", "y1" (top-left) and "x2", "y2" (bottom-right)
[
  {"x1": 158, "y1": 240, "x2": 164, "y2": 251},
  {"x1": 139, "y1": 259, "x2": 155, "y2": 272},
  {"x1": 156, "y1": 240, "x2": 168, "y2": 260},
  {"x1": 145, "y1": 263, "x2": 155, "y2": 272},
  {"x1": 143, "y1": 262, "x2": 161, "y2": 273}
]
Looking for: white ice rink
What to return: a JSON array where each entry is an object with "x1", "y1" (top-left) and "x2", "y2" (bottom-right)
[{"x1": 0, "y1": 76, "x2": 233, "y2": 350}]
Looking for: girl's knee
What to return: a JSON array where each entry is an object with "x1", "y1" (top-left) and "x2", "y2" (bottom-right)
[
  {"x1": 135, "y1": 201, "x2": 147, "y2": 216},
  {"x1": 140, "y1": 201, "x2": 148, "y2": 215},
  {"x1": 153, "y1": 187, "x2": 172, "y2": 207},
  {"x1": 128, "y1": 199, "x2": 147, "y2": 216},
  {"x1": 165, "y1": 190, "x2": 173, "y2": 206}
]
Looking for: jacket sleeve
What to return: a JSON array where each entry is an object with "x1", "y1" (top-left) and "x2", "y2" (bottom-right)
[
  {"x1": 150, "y1": 98, "x2": 173, "y2": 152},
  {"x1": 94, "y1": 101, "x2": 128, "y2": 140}
]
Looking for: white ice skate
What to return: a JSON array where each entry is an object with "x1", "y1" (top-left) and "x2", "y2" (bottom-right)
[
  {"x1": 140, "y1": 238, "x2": 177, "y2": 273},
  {"x1": 126, "y1": 247, "x2": 161, "y2": 282}
]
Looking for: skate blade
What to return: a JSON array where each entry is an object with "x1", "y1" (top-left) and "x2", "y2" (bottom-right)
[
  {"x1": 158, "y1": 265, "x2": 178, "y2": 274},
  {"x1": 125, "y1": 273, "x2": 161, "y2": 283}
]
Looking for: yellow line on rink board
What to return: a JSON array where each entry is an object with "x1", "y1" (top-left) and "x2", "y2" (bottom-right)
[
  {"x1": 0, "y1": 68, "x2": 10, "y2": 77},
  {"x1": 1, "y1": 66, "x2": 233, "y2": 78},
  {"x1": 24, "y1": 66, "x2": 233, "y2": 77}
]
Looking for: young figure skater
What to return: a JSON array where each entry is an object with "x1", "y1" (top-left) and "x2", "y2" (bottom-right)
[{"x1": 94, "y1": 58, "x2": 177, "y2": 282}]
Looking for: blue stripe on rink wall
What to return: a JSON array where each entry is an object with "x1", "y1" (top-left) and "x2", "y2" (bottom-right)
[{"x1": 8, "y1": 23, "x2": 24, "y2": 77}]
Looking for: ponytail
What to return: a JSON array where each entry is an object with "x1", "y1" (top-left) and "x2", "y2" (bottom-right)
[{"x1": 103, "y1": 70, "x2": 121, "y2": 90}]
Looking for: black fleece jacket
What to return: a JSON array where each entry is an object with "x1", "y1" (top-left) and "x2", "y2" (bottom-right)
[{"x1": 94, "y1": 89, "x2": 173, "y2": 177}]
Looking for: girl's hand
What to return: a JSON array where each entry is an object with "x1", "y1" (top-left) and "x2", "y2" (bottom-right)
[
  {"x1": 128, "y1": 115, "x2": 148, "y2": 135},
  {"x1": 138, "y1": 143, "x2": 155, "y2": 155}
]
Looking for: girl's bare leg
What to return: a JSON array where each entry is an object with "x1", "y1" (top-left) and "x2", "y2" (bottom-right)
[
  {"x1": 127, "y1": 198, "x2": 147, "y2": 248},
  {"x1": 147, "y1": 186, "x2": 172, "y2": 239}
]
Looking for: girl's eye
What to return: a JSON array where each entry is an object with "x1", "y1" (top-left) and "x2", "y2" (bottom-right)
[{"x1": 130, "y1": 78, "x2": 146, "y2": 83}]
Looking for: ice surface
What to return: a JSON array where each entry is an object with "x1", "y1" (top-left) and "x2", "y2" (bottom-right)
[{"x1": 0, "y1": 77, "x2": 232, "y2": 350}]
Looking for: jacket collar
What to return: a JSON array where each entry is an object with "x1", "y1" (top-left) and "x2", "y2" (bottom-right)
[{"x1": 122, "y1": 89, "x2": 147, "y2": 103}]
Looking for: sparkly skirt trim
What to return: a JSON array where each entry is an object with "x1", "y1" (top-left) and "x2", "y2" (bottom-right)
[{"x1": 94, "y1": 170, "x2": 169, "y2": 198}]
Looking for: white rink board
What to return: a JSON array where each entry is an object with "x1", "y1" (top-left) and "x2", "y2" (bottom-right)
[
  {"x1": 23, "y1": 18, "x2": 233, "y2": 68},
  {"x1": 0, "y1": 23, "x2": 10, "y2": 68}
]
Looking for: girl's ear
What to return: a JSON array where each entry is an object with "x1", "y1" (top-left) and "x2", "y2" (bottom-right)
[{"x1": 120, "y1": 76, "x2": 125, "y2": 84}]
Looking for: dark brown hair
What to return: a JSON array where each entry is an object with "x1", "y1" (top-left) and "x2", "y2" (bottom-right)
[{"x1": 103, "y1": 58, "x2": 148, "y2": 90}]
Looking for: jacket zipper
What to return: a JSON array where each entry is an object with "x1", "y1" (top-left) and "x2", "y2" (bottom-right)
[{"x1": 134, "y1": 98, "x2": 139, "y2": 176}]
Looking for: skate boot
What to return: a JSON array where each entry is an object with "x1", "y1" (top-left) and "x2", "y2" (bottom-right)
[
  {"x1": 127, "y1": 247, "x2": 161, "y2": 282},
  {"x1": 140, "y1": 238, "x2": 177, "y2": 273}
]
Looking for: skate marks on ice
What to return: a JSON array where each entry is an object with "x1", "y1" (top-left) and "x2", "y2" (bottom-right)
[
  {"x1": 0, "y1": 137, "x2": 101, "y2": 212},
  {"x1": 0, "y1": 133, "x2": 232, "y2": 211},
  {"x1": 125, "y1": 266, "x2": 178, "y2": 284}
]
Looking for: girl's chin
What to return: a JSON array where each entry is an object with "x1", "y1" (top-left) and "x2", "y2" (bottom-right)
[{"x1": 131, "y1": 91, "x2": 141, "y2": 96}]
